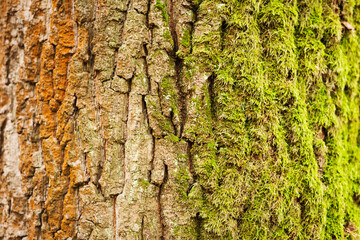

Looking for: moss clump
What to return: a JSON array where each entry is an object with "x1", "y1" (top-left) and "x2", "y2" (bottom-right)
[
  {"x1": 155, "y1": 0, "x2": 169, "y2": 23},
  {"x1": 181, "y1": 29, "x2": 191, "y2": 48},
  {"x1": 165, "y1": 134, "x2": 180, "y2": 142},
  {"x1": 180, "y1": 0, "x2": 360, "y2": 239},
  {"x1": 162, "y1": 30, "x2": 173, "y2": 46}
]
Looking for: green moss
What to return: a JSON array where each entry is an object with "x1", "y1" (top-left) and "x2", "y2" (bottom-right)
[
  {"x1": 139, "y1": 179, "x2": 150, "y2": 188},
  {"x1": 177, "y1": 0, "x2": 360, "y2": 239},
  {"x1": 181, "y1": 29, "x2": 191, "y2": 48},
  {"x1": 162, "y1": 30, "x2": 173, "y2": 45},
  {"x1": 155, "y1": 0, "x2": 169, "y2": 23},
  {"x1": 165, "y1": 134, "x2": 179, "y2": 142},
  {"x1": 160, "y1": 76, "x2": 180, "y2": 117},
  {"x1": 151, "y1": 50, "x2": 163, "y2": 57}
]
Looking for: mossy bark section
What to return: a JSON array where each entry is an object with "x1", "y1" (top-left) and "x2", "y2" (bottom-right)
[
  {"x1": 1, "y1": 0, "x2": 360, "y2": 239},
  {"x1": 182, "y1": 0, "x2": 360, "y2": 239}
]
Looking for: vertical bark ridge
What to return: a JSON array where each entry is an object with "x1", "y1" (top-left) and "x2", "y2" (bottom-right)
[{"x1": 93, "y1": 64, "x2": 107, "y2": 193}]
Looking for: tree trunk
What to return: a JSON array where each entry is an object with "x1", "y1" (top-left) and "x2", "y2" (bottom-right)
[{"x1": 1, "y1": 0, "x2": 360, "y2": 239}]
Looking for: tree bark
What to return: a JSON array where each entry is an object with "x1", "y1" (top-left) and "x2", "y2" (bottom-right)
[{"x1": 1, "y1": 0, "x2": 360, "y2": 239}]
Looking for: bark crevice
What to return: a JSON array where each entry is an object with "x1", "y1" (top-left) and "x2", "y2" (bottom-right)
[{"x1": 158, "y1": 162, "x2": 168, "y2": 240}]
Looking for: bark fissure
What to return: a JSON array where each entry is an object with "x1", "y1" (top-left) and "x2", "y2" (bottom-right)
[
  {"x1": 169, "y1": 0, "x2": 186, "y2": 137},
  {"x1": 111, "y1": 48, "x2": 119, "y2": 82},
  {"x1": 5, "y1": 57, "x2": 10, "y2": 85},
  {"x1": 194, "y1": 212, "x2": 202, "y2": 240},
  {"x1": 208, "y1": 73, "x2": 216, "y2": 120},
  {"x1": 7, "y1": 199, "x2": 11, "y2": 217},
  {"x1": 220, "y1": 21, "x2": 227, "y2": 51},
  {"x1": 187, "y1": 141, "x2": 194, "y2": 181},
  {"x1": 140, "y1": 215, "x2": 145, "y2": 240},
  {"x1": 158, "y1": 162, "x2": 168, "y2": 240},
  {"x1": 0, "y1": 119, "x2": 7, "y2": 158},
  {"x1": 189, "y1": 4, "x2": 199, "y2": 54},
  {"x1": 148, "y1": 134, "x2": 156, "y2": 183},
  {"x1": 112, "y1": 195, "x2": 118, "y2": 240},
  {"x1": 146, "y1": 0, "x2": 154, "y2": 45},
  {"x1": 169, "y1": 109, "x2": 178, "y2": 136},
  {"x1": 143, "y1": 44, "x2": 151, "y2": 94}
]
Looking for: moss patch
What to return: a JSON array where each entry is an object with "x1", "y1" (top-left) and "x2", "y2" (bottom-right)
[{"x1": 180, "y1": 0, "x2": 360, "y2": 239}]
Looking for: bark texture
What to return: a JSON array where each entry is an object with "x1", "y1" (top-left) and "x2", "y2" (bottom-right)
[
  {"x1": 1, "y1": 0, "x2": 360, "y2": 239},
  {"x1": 0, "y1": 0, "x2": 197, "y2": 238}
]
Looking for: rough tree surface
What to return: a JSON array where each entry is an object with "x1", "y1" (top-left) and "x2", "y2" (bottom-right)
[{"x1": 1, "y1": 0, "x2": 360, "y2": 239}]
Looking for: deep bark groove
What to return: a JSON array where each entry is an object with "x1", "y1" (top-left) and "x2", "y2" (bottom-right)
[{"x1": 158, "y1": 163, "x2": 168, "y2": 240}]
